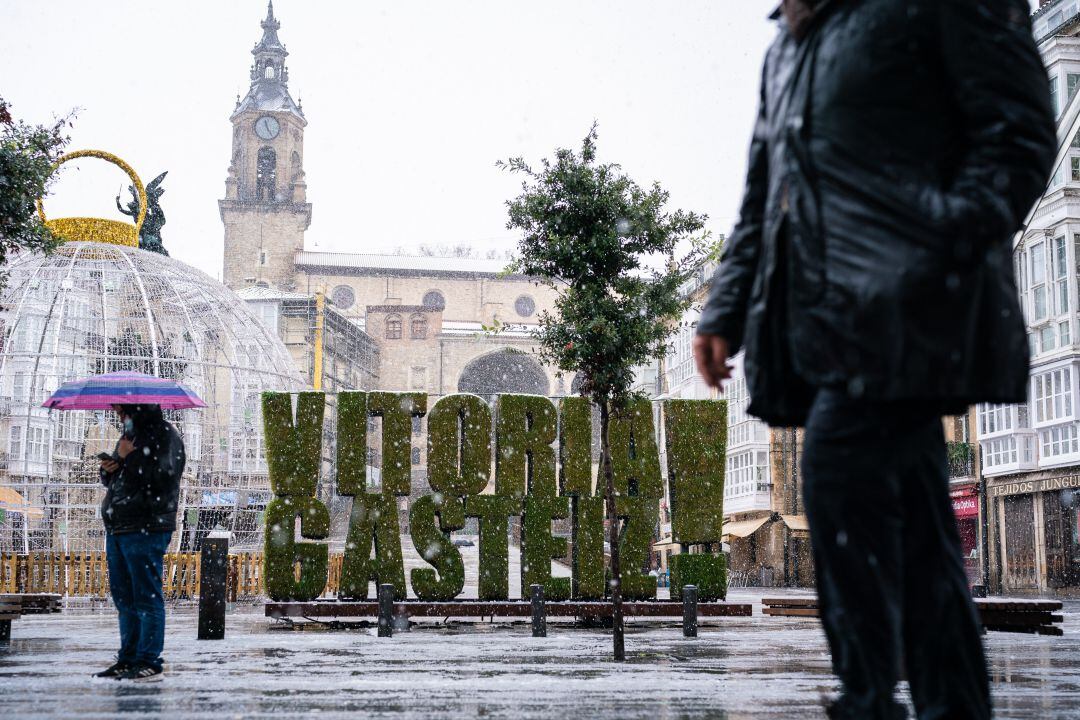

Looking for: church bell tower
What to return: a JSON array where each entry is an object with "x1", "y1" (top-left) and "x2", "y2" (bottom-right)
[{"x1": 219, "y1": 1, "x2": 311, "y2": 291}]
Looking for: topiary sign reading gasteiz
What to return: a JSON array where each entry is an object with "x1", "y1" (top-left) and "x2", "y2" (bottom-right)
[{"x1": 262, "y1": 392, "x2": 727, "y2": 602}]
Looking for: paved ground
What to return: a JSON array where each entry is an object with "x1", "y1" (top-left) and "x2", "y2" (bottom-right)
[{"x1": 1, "y1": 591, "x2": 1078, "y2": 719}]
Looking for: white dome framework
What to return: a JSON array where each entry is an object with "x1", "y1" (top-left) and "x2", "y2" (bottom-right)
[{"x1": 0, "y1": 242, "x2": 301, "y2": 553}]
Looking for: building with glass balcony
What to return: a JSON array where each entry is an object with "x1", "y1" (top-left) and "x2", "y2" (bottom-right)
[{"x1": 977, "y1": 0, "x2": 1080, "y2": 595}]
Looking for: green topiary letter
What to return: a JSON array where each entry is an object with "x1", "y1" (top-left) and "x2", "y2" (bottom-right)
[
  {"x1": 558, "y1": 397, "x2": 593, "y2": 497},
  {"x1": 664, "y1": 400, "x2": 727, "y2": 543},
  {"x1": 521, "y1": 495, "x2": 571, "y2": 601},
  {"x1": 409, "y1": 494, "x2": 466, "y2": 600},
  {"x1": 571, "y1": 495, "x2": 605, "y2": 599},
  {"x1": 368, "y1": 392, "x2": 427, "y2": 496},
  {"x1": 336, "y1": 391, "x2": 368, "y2": 496},
  {"x1": 264, "y1": 495, "x2": 330, "y2": 601},
  {"x1": 427, "y1": 393, "x2": 492, "y2": 497},
  {"x1": 464, "y1": 494, "x2": 521, "y2": 600},
  {"x1": 670, "y1": 553, "x2": 727, "y2": 602},
  {"x1": 495, "y1": 394, "x2": 557, "y2": 499},
  {"x1": 263, "y1": 392, "x2": 324, "y2": 497},
  {"x1": 615, "y1": 497, "x2": 658, "y2": 600},
  {"x1": 339, "y1": 493, "x2": 407, "y2": 600},
  {"x1": 601, "y1": 399, "x2": 662, "y2": 499}
]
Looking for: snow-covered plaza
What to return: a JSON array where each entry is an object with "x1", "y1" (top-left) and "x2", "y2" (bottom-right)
[{"x1": 2, "y1": 591, "x2": 1077, "y2": 719}]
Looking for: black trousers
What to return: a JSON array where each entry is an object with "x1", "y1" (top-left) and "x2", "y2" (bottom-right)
[{"x1": 802, "y1": 389, "x2": 990, "y2": 720}]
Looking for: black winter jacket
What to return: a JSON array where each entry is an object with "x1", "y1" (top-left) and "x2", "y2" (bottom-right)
[
  {"x1": 697, "y1": 0, "x2": 1057, "y2": 427},
  {"x1": 100, "y1": 407, "x2": 185, "y2": 535}
]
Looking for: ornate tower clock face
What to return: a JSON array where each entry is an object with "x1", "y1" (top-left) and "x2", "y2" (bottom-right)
[{"x1": 255, "y1": 115, "x2": 280, "y2": 140}]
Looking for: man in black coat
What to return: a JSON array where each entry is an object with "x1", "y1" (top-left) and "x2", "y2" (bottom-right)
[
  {"x1": 695, "y1": 1, "x2": 1056, "y2": 718},
  {"x1": 95, "y1": 404, "x2": 185, "y2": 682}
]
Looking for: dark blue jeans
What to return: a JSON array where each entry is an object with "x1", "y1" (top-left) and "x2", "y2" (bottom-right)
[
  {"x1": 802, "y1": 389, "x2": 990, "y2": 720},
  {"x1": 105, "y1": 531, "x2": 172, "y2": 670}
]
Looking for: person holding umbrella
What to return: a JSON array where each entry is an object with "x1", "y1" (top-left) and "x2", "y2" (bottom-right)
[{"x1": 43, "y1": 371, "x2": 202, "y2": 682}]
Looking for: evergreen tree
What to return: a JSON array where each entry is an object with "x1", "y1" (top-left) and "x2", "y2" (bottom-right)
[
  {"x1": 0, "y1": 97, "x2": 71, "y2": 267},
  {"x1": 501, "y1": 125, "x2": 710, "y2": 660}
]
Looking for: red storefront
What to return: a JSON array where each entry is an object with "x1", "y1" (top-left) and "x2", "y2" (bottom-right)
[{"x1": 950, "y1": 484, "x2": 980, "y2": 584}]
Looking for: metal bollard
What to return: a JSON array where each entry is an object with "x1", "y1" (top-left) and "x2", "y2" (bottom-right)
[
  {"x1": 531, "y1": 584, "x2": 546, "y2": 638},
  {"x1": 378, "y1": 583, "x2": 394, "y2": 638},
  {"x1": 198, "y1": 530, "x2": 230, "y2": 640},
  {"x1": 682, "y1": 584, "x2": 698, "y2": 638}
]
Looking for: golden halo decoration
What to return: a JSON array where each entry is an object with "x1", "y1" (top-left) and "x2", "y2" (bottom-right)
[{"x1": 36, "y1": 149, "x2": 147, "y2": 247}]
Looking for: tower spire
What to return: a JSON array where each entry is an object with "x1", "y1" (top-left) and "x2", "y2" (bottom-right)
[{"x1": 234, "y1": 1, "x2": 304, "y2": 121}]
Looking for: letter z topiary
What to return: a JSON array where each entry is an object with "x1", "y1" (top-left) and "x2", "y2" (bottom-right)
[{"x1": 670, "y1": 552, "x2": 727, "y2": 602}]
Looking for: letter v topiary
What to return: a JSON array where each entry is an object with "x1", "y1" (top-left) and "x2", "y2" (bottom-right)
[{"x1": 261, "y1": 392, "x2": 330, "y2": 601}]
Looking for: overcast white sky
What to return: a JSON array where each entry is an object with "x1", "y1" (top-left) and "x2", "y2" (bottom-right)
[{"x1": 1, "y1": 1, "x2": 1046, "y2": 280}]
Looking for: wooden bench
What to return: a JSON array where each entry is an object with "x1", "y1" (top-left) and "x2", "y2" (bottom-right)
[
  {"x1": 762, "y1": 596, "x2": 1064, "y2": 636},
  {"x1": 0, "y1": 594, "x2": 62, "y2": 641},
  {"x1": 266, "y1": 599, "x2": 752, "y2": 623}
]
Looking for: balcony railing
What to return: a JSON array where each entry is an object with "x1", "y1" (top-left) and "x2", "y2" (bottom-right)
[{"x1": 947, "y1": 441, "x2": 975, "y2": 479}]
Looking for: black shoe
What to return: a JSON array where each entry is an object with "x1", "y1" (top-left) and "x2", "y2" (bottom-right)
[
  {"x1": 117, "y1": 664, "x2": 163, "y2": 682},
  {"x1": 92, "y1": 661, "x2": 131, "y2": 679}
]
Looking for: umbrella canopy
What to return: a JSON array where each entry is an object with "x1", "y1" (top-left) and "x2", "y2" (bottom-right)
[{"x1": 42, "y1": 371, "x2": 207, "y2": 410}]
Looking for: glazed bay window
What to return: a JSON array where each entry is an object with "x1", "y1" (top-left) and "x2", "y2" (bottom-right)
[
  {"x1": 982, "y1": 436, "x2": 1018, "y2": 469},
  {"x1": 1040, "y1": 423, "x2": 1079, "y2": 459},
  {"x1": 1031, "y1": 241, "x2": 1047, "y2": 322},
  {"x1": 979, "y1": 403, "x2": 1014, "y2": 436},
  {"x1": 1033, "y1": 367, "x2": 1073, "y2": 424},
  {"x1": 1054, "y1": 235, "x2": 1069, "y2": 315}
]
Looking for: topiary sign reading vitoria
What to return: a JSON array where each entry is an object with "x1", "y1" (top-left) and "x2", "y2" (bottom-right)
[{"x1": 262, "y1": 391, "x2": 727, "y2": 602}]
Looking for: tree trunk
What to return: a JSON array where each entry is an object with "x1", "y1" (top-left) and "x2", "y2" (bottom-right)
[{"x1": 600, "y1": 400, "x2": 624, "y2": 661}]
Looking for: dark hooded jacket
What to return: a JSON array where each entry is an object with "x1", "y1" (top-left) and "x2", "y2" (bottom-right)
[
  {"x1": 100, "y1": 405, "x2": 186, "y2": 535},
  {"x1": 697, "y1": 0, "x2": 1057, "y2": 427}
]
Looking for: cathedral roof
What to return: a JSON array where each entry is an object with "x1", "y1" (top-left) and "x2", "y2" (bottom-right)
[
  {"x1": 294, "y1": 250, "x2": 526, "y2": 279},
  {"x1": 235, "y1": 285, "x2": 310, "y2": 302}
]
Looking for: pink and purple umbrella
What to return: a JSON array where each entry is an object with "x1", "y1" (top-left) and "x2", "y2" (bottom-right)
[{"x1": 42, "y1": 371, "x2": 207, "y2": 410}]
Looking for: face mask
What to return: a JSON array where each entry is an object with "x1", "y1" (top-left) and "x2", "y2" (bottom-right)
[{"x1": 123, "y1": 418, "x2": 134, "y2": 436}]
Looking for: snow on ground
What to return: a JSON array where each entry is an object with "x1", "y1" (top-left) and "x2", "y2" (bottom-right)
[{"x1": 2, "y1": 591, "x2": 1079, "y2": 719}]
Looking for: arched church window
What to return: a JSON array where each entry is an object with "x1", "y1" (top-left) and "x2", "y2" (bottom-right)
[
  {"x1": 291, "y1": 151, "x2": 300, "y2": 167},
  {"x1": 386, "y1": 315, "x2": 402, "y2": 340},
  {"x1": 256, "y1": 147, "x2": 276, "y2": 202},
  {"x1": 421, "y1": 290, "x2": 446, "y2": 311},
  {"x1": 265, "y1": 65, "x2": 275, "y2": 79},
  {"x1": 410, "y1": 314, "x2": 427, "y2": 339}
]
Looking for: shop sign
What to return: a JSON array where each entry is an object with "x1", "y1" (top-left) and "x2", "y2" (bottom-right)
[
  {"x1": 949, "y1": 484, "x2": 979, "y2": 518},
  {"x1": 988, "y1": 474, "x2": 1080, "y2": 498}
]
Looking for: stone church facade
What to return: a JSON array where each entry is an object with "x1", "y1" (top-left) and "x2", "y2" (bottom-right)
[{"x1": 220, "y1": 3, "x2": 562, "y2": 406}]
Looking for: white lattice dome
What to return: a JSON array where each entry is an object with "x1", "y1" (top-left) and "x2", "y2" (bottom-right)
[{"x1": 0, "y1": 242, "x2": 302, "y2": 553}]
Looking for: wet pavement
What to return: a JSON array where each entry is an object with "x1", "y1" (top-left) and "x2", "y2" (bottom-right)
[{"x1": 1, "y1": 590, "x2": 1078, "y2": 719}]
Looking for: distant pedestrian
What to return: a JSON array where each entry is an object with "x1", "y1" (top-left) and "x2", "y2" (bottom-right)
[
  {"x1": 95, "y1": 404, "x2": 185, "y2": 681},
  {"x1": 695, "y1": 1, "x2": 1055, "y2": 718}
]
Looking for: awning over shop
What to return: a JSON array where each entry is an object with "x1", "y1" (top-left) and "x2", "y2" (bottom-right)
[
  {"x1": 0, "y1": 487, "x2": 43, "y2": 517},
  {"x1": 780, "y1": 514, "x2": 810, "y2": 534},
  {"x1": 722, "y1": 515, "x2": 771, "y2": 540}
]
